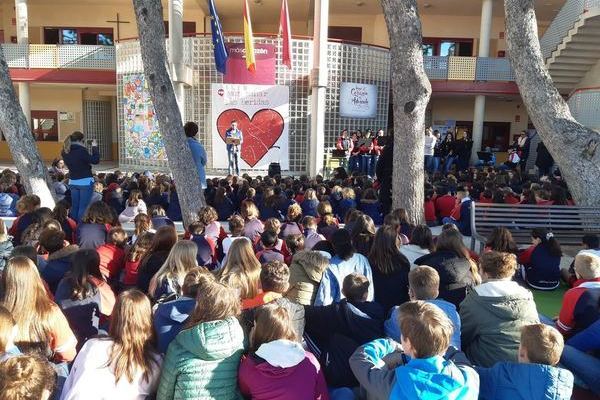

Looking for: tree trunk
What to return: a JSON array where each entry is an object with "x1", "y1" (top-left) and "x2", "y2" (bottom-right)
[
  {"x1": 504, "y1": 0, "x2": 600, "y2": 206},
  {"x1": 381, "y1": 0, "x2": 432, "y2": 225},
  {"x1": 0, "y1": 47, "x2": 55, "y2": 208},
  {"x1": 132, "y1": 0, "x2": 205, "y2": 226}
]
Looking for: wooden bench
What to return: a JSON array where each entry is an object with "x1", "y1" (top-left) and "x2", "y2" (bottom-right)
[{"x1": 470, "y1": 203, "x2": 600, "y2": 252}]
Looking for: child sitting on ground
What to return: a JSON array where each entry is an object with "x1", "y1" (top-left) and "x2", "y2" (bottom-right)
[
  {"x1": 188, "y1": 221, "x2": 217, "y2": 270},
  {"x1": 442, "y1": 188, "x2": 472, "y2": 236},
  {"x1": 255, "y1": 218, "x2": 291, "y2": 261},
  {"x1": 38, "y1": 228, "x2": 79, "y2": 293},
  {"x1": 476, "y1": 324, "x2": 573, "y2": 400},
  {"x1": 255, "y1": 230, "x2": 285, "y2": 264},
  {"x1": 302, "y1": 216, "x2": 325, "y2": 251},
  {"x1": 556, "y1": 253, "x2": 600, "y2": 336},
  {"x1": 350, "y1": 301, "x2": 479, "y2": 399},
  {"x1": 304, "y1": 273, "x2": 384, "y2": 388},
  {"x1": 385, "y1": 265, "x2": 461, "y2": 349},
  {"x1": 241, "y1": 261, "x2": 304, "y2": 339},
  {"x1": 96, "y1": 227, "x2": 127, "y2": 283},
  {"x1": 518, "y1": 228, "x2": 563, "y2": 290},
  {"x1": 221, "y1": 215, "x2": 246, "y2": 261}
]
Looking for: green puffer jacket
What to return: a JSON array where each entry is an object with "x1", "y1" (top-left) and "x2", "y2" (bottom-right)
[{"x1": 157, "y1": 317, "x2": 245, "y2": 400}]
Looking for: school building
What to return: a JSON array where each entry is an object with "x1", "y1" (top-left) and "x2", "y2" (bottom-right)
[{"x1": 1, "y1": 0, "x2": 599, "y2": 174}]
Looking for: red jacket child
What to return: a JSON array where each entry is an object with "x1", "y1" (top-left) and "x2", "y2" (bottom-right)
[{"x1": 97, "y1": 227, "x2": 127, "y2": 283}]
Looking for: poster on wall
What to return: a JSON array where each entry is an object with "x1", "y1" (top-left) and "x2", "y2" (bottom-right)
[
  {"x1": 339, "y1": 82, "x2": 378, "y2": 119},
  {"x1": 122, "y1": 74, "x2": 166, "y2": 161},
  {"x1": 211, "y1": 84, "x2": 289, "y2": 170}
]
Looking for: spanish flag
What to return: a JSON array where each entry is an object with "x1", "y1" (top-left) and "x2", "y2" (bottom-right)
[{"x1": 243, "y1": 0, "x2": 256, "y2": 72}]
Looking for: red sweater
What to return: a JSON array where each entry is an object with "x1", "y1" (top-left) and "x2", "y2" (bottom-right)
[
  {"x1": 435, "y1": 195, "x2": 456, "y2": 218},
  {"x1": 97, "y1": 243, "x2": 126, "y2": 282}
]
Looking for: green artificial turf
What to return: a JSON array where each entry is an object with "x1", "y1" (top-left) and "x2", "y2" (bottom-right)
[{"x1": 531, "y1": 284, "x2": 567, "y2": 318}]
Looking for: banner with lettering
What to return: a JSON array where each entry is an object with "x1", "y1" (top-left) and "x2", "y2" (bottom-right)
[
  {"x1": 211, "y1": 84, "x2": 290, "y2": 170},
  {"x1": 339, "y1": 82, "x2": 378, "y2": 119},
  {"x1": 223, "y1": 43, "x2": 276, "y2": 85}
]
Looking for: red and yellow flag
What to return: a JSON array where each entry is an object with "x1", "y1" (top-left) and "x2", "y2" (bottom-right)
[{"x1": 243, "y1": 0, "x2": 256, "y2": 72}]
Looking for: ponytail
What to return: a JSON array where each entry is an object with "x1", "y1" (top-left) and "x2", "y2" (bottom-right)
[{"x1": 531, "y1": 228, "x2": 563, "y2": 258}]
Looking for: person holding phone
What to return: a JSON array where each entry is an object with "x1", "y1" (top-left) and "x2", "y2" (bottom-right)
[
  {"x1": 225, "y1": 120, "x2": 243, "y2": 176},
  {"x1": 61, "y1": 131, "x2": 100, "y2": 222}
]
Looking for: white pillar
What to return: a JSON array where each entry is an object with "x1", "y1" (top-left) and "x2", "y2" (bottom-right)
[
  {"x1": 471, "y1": 0, "x2": 493, "y2": 163},
  {"x1": 15, "y1": 0, "x2": 30, "y2": 124},
  {"x1": 168, "y1": 0, "x2": 185, "y2": 120},
  {"x1": 309, "y1": 0, "x2": 329, "y2": 177}
]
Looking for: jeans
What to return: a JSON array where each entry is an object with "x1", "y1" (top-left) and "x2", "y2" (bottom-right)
[
  {"x1": 444, "y1": 155, "x2": 457, "y2": 173},
  {"x1": 70, "y1": 183, "x2": 94, "y2": 223},
  {"x1": 349, "y1": 155, "x2": 359, "y2": 173},
  {"x1": 228, "y1": 150, "x2": 239, "y2": 176},
  {"x1": 371, "y1": 155, "x2": 379, "y2": 177},
  {"x1": 432, "y1": 156, "x2": 441, "y2": 172},
  {"x1": 360, "y1": 155, "x2": 373, "y2": 176},
  {"x1": 424, "y1": 155, "x2": 434, "y2": 172},
  {"x1": 560, "y1": 345, "x2": 600, "y2": 395}
]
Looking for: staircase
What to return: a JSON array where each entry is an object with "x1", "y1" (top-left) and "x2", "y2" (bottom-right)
[{"x1": 541, "y1": 1, "x2": 600, "y2": 93}]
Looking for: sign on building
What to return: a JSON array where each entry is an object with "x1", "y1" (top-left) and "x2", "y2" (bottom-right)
[{"x1": 339, "y1": 82, "x2": 378, "y2": 119}]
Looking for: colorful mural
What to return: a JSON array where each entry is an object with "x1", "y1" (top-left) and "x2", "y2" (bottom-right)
[{"x1": 122, "y1": 74, "x2": 166, "y2": 161}]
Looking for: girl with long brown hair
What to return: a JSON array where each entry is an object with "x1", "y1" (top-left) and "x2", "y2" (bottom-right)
[
  {"x1": 61, "y1": 289, "x2": 162, "y2": 399},
  {"x1": 136, "y1": 226, "x2": 177, "y2": 294},
  {"x1": 368, "y1": 225, "x2": 411, "y2": 313},
  {"x1": 414, "y1": 228, "x2": 480, "y2": 307},
  {"x1": 157, "y1": 280, "x2": 244, "y2": 400},
  {"x1": 217, "y1": 237, "x2": 261, "y2": 300},
  {"x1": 0, "y1": 256, "x2": 77, "y2": 362},
  {"x1": 77, "y1": 201, "x2": 114, "y2": 249},
  {"x1": 122, "y1": 231, "x2": 155, "y2": 288},
  {"x1": 239, "y1": 304, "x2": 328, "y2": 399}
]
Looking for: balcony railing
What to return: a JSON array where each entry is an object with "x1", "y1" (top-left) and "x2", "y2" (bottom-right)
[
  {"x1": 1, "y1": 44, "x2": 115, "y2": 70},
  {"x1": 540, "y1": 0, "x2": 600, "y2": 61},
  {"x1": 424, "y1": 56, "x2": 515, "y2": 81}
]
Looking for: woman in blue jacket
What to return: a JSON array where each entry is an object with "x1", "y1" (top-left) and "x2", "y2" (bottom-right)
[{"x1": 61, "y1": 131, "x2": 99, "y2": 222}]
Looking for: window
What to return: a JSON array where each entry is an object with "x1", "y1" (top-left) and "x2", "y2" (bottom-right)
[
  {"x1": 31, "y1": 111, "x2": 59, "y2": 142},
  {"x1": 44, "y1": 27, "x2": 114, "y2": 45},
  {"x1": 423, "y1": 38, "x2": 474, "y2": 57}
]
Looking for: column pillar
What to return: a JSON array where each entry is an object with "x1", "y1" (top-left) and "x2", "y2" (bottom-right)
[
  {"x1": 168, "y1": 0, "x2": 185, "y2": 120},
  {"x1": 15, "y1": 0, "x2": 30, "y2": 124},
  {"x1": 471, "y1": 0, "x2": 493, "y2": 163},
  {"x1": 308, "y1": 0, "x2": 329, "y2": 177}
]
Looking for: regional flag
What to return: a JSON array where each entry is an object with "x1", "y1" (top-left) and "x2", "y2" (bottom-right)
[
  {"x1": 243, "y1": 0, "x2": 256, "y2": 72},
  {"x1": 209, "y1": 0, "x2": 228, "y2": 74},
  {"x1": 279, "y1": 0, "x2": 292, "y2": 69}
]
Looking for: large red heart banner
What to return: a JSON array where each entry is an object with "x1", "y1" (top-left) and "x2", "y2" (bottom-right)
[
  {"x1": 211, "y1": 84, "x2": 289, "y2": 171},
  {"x1": 216, "y1": 109, "x2": 284, "y2": 167}
]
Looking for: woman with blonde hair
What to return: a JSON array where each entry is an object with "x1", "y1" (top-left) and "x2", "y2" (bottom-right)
[
  {"x1": 60, "y1": 289, "x2": 162, "y2": 399},
  {"x1": 240, "y1": 200, "x2": 264, "y2": 243},
  {"x1": 0, "y1": 355, "x2": 56, "y2": 400},
  {"x1": 218, "y1": 238, "x2": 261, "y2": 300},
  {"x1": 0, "y1": 256, "x2": 77, "y2": 363},
  {"x1": 300, "y1": 188, "x2": 319, "y2": 217},
  {"x1": 149, "y1": 240, "x2": 200, "y2": 301},
  {"x1": 239, "y1": 305, "x2": 328, "y2": 400},
  {"x1": 338, "y1": 187, "x2": 357, "y2": 223},
  {"x1": 157, "y1": 280, "x2": 244, "y2": 400}
]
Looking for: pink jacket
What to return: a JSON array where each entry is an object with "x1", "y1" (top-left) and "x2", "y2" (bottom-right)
[{"x1": 238, "y1": 340, "x2": 329, "y2": 400}]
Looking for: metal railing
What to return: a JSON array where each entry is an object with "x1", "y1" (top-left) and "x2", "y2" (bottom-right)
[
  {"x1": 423, "y1": 56, "x2": 515, "y2": 81},
  {"x1": 1, "y1": 44, "x2": 115, "y2": 70},
  {"x1": 540, "y1": 0, "x2": 600, "y2": 61}
]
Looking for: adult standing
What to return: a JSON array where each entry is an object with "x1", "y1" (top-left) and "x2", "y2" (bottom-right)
[
  {"x1": 335, "y1": 129, "x2": 353, "y2": 171},
  {"x1": 376, "y1": 135, "x2": 393, "y2": 216},
  {"x1": 442, "y1": 132, "x2": 457, "y2": 173},
  {"x1": 517, "y1": 130, "x2": 530, "y2": 173},
  {"x1": 424, "y1": 127, "x2": 437, "y2": 173},
  {"x1": 432, "y1": 130, "x2": 442, "y2": 172},
  {"x1": 535, "y1": 141, "x2": 554, "y2": 177},
  {"x1": 184, "y1": 122, "x2": 207, "y2": 189},
  {"x1": 61, "y1": 131, "x2": 99, "y2": 222},
  {"x1": 225, "y1": 120, "x2": 243, "y2": 176}
]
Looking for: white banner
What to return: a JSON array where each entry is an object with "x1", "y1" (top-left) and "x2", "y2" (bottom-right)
[
  {"x1": 211, "y1": 84, "x2": 290, "y2": 170},
  {"x1": 339, "y1": 82, "x2": 378, "y2": 118}
]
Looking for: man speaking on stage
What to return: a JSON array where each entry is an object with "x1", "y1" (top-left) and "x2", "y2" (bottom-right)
[{"x1": 225, "y1": 120, "x2": 243, "y2": 175}]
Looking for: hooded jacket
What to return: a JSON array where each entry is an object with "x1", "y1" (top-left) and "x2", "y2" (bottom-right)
[
  {"x1": 350, "y1": 338, "x2": 479, "y2": 400},
  {"x1": 41, "y1": 245, "x2": 80, "y2": 293},
  {"x1": 287, "y1": 251, "x2": 329, "y2": 306},
  {"x1": 476, "y1": 362, "x2": 573, "y2": 400},
  {"x1": 460, "y1": 281, "x2": 540, "y2": 367},
  {"x1": 238, "y1": 340, "x2": 329, "y2": 400},
  {"x1": 157, "y1": 317, "x2": 245, "y2": 400},
  {"x1": 0, "y1": 238, "x2": 14, "y2": 271}
]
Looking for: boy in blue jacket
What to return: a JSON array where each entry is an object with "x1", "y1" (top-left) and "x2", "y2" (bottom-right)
[
  {"x1": 476, "y1": 324, "x2": 573, "y2": 400},
  {"x1": 350, "y1": 300, "x2": 479, "y2": 400}
]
